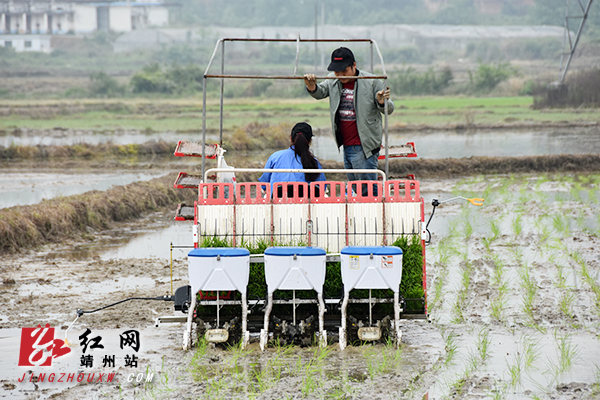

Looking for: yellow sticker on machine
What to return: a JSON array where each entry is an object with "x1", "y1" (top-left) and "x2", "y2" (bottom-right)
[
  {"x1": 382, "y1": 255, "x2": 394, "y2": 268},
  {"x1": 349, "y1": 255, "x2": 360, "y2": 269}
]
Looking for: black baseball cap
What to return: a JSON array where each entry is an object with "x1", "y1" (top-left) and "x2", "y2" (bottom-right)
[
  {"x1": 327, "y1": 47, "x2": 355, "y2": 72},
  {"x1": 291, "y1": 122, "x2": 314, "y2": 141}
]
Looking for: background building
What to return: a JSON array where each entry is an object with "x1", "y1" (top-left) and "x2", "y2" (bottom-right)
[{"x1": 0, "y1": 0, "x2": 168, "y2": 51}]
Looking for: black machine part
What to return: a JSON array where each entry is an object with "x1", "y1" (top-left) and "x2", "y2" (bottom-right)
[
  {"x1": 425, "y1": 198, "x2": 440, "y2": 245},
  {"x1": 76, "y1": 294, "x2": 175, "y2": 317},
  {"x1": 174, "y1": 285, "x2": 192, "y2": 313}
]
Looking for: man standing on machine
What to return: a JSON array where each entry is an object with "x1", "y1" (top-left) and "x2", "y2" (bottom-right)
[{"x1": 303, "y1": 47, "x2": 394, "y2": 195}]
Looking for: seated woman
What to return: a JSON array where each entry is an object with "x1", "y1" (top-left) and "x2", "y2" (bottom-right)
[{"x1": 259, "y1": 122, "x2": 326, "y2": 198}]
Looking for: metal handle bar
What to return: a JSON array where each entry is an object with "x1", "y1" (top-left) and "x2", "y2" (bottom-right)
[
  {"x1": 204, "y1": 74, "x2": 387, "y2": 80},
  {"x1": 204, "y1": 168, "x2": 386, "y2": 183}
]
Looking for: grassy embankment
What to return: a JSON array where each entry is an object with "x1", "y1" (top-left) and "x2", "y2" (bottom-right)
[
  {"x1": 0, "y1": 173, "x2": 196, "y2": 254},
  {"x1": 0, "y1": 96, "x2": 598, "y2": 134}
]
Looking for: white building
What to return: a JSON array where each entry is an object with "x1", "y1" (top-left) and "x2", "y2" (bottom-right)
[
  {"x1": 0, "y1": 33, "x2": 51, "y2": 52},
  {"x1": 0, "y1": 0, "x2": 168, "y2": 51}
]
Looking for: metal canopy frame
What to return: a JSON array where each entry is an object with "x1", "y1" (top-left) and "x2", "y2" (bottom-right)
[
  {"x1": 559, "y1": 0, "x2": 595, "y2": 83},
  {"x1": 200, "y1": 37, "x2": 391, "y2": 179}
]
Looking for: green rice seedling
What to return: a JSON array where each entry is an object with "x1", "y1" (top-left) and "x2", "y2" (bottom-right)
[
  {"x1": 476, "y1": 328, "x2": 491, "y2": 364},
  {"x1": 300, "y1": 362, "x2": 321, "y2": 397},
  {"x1": 518, "y1": 262, "x2": 539, "y2": 329},
  {"x1": 588, "y1": 187, "x2": 598, "y2": 204},
  {"x1": 463, "y1": 218, "x2": 474, "y2": 241},
  {"x1": 393, "y1": 235, "x2": 425, "y2": 312},
  {"x1": 523, "y1": 336, "x2": 541, "y2": 370},
  {"x1": 535, "y1": 174, "x2": 549, "y2": 189},
  {"x1": 467, "y1": 349, "x2": 480, "y2": 373},
  {"x1": 446, "y1": 217, "x2": 461, "y2": 239},
  {"x1": 517, "y1": 187, "x2": 530, "y2": 210},
  {"x1": 490, "y1": 293, "x2": 506, "y2": 324},
  {"x1": 452, "y1": 258, "x2": 472, "y2": 323},
  {"x1": 555, "y1": 330, "x2": 578, "y2": 373},
  {"x1": 486, "y1": 381, "x2": 509, "y2": 400},
  {"x1": 200, "y1": 234, "x2": 231, "y2": 248},
  {"x1": 326, "y1": 377, "x2": 357, "y2": 400},
  {"x1": 554, "y1": 261, "x2": 567, "y2": 289},
  {"x1": 491, "y1": 256, "x2": 506, "y2": 288},
  {"x1": 511, "y1": 214, "x2": 523, "y2": 238},
  {"x1": 506, "y1": 352, "x2": 524, "y2": 389},
  {"x1": 450, "y1": 374, "x2": 469, "y2": 397},
  {"x1": 558, "y1": 292, "x2": 575, "y2": 319},
  {"x1": 591, "y1": 366, "x2": 600, "y2": 397},
  {"x1": 443, "y1": 330, "x2": 459, "y2": 366},
  {"x1": 429, "y1": 265, "x2": 449, "y2": 313},
  {"x1": 247, "y1": 363, "x2": 268, "y2": 394},
  {"x1": 570, "y1": 182, "x2": 584, "y2": 203},
  {"x1": 489, "y1": 219, "x2": 501, "y2": 243},
  {"x1": 482, "y1": 237, "x2": 492, "y2": 253}
]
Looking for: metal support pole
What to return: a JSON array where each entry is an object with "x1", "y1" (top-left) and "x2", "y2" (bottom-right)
[
  {"x1": 170, "y1": 242, "x2": 173, "y2": 295},
  {"x1": 201, "y1": 77, "x2": 207, "y2": 181},
  {"x1": 370, "y1": 42, "x2": 373, "y2": 73},
  {"x1": 559, "y1": 0, "x2": 594, "y2": 83},
  {"x1": 369, "y1": 289, "x2": 372, "y2": 326},
  {"x1": 384, "y1": 77, "x2": 389, "y2": 178},
  {"x1": 314, "y1": 3, "x2": 318, "y2": 72},
  {"x1": 294, "y1": 35, "x2": 301, "y2": 77},
  {"x1": 216, "y1": 293, "x2": 219, "y2": 328},
  {"x1": 220, "y1": 40, "x2": 225, "y2": 146}
]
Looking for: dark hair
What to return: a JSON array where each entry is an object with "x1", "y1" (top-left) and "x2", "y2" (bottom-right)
[{"x1": 290, "y1": 122, "x2": 319, "y2": 182}]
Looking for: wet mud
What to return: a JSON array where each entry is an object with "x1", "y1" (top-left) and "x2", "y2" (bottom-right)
[{"x1": 1, "y1": 171, "x2": 600, "y2": 399}]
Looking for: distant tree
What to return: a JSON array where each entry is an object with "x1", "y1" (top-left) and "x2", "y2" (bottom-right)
[{"x1": 89, "y1": 72, "x2": 125, "y2": 97}]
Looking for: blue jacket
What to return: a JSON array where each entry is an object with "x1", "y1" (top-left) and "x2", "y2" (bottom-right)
[
  {"x1": 258, "y1": 147, "x2": 326, "y2": 191},
  {"x1": 307, "y1": 69, "x2": 394, "y2": 159}
]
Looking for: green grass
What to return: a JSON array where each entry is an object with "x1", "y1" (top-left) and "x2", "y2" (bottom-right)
[{"x1": 1, "y1": 95, "x2": 598, "y2": 133}]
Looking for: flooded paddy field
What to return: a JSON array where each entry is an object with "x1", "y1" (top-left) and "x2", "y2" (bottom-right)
[
  {"x1": 1, "y1": 110, "x2": 600, "y2": 399},
  {"x1": 1, "y1": 169, "x2": 600, "y2": 399}
]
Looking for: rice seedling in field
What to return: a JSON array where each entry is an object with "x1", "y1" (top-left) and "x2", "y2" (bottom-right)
[
  {"x1": 544, "y1": 330, "x2": 578, "y2": 385},
  {"x1": 476, "y1": 328, "x2": 491, "y2": 364},
  {"x1": 523, "y1": 336, "x2": 541, "y2": 370},
  {"x1": 570, "y1": 182, "x2": 584, "y2": 203},
  {"x1": 463, "y1": 218, "x2": 474, "y2": 241},
  {"x1": 551, "y1": 214, "x2": 570, "y2": 237},
  {"x1": 442, "y1": 330, "x2": 459, "y2": 367},
  {"x1": 511, "y1": 214, "x2": 524, "y2": 238},
  {"x1": 452, "y1": 255, "x2": 473, "y2": 323},
  {"x1": 489, "y1": 219, "x2": 501, "y2": 243},
  {"x1": 429, "y1": 264, "x2": 448, "y2": 313},
  {"x1": 490, "y1": 292, "x2": 507, "y2": 324},
  {"x1": 518, "y1": 261, "x2": 540, "y2": 329},
  {"x1": 591, "y1": 366, "x2": 600, "y2": 397},
  {"x1": 588, "y1": 187, "x2": 598, "y2": 204},
  {"x1": 558, "y1": 292, "x2": 575, "y2": 320},
  {"x1": 506, "y1": 351, "x2": 524, "y2": 389}
]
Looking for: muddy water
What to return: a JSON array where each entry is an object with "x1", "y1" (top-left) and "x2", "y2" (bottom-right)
[
  {"x1": 3, "y1": 127, "x2": 600, "y2": 161},
  {"x1": 0, "y1": 130, "x2": 219, "y2": 147},
  {"x1": 0, "y1": 170, "x2": 168, "y2": 209},
  {"x1": 3, "y1": 174, "x2": 600, "y2": 399},
  {"x1": 312, "y1": 127, "x2": 600, "y2": 162}
]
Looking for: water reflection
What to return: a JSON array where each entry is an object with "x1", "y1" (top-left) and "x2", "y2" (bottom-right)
[
  {"x1": 312, "y1": 127, "x2": 600, "y2": 161},
  {"x1": 0, "y1": 131, "x2": 218, "y2": 147},
  {"x1": 3, "y1": 127, "x2": 600, "y2": 161},
  {"x1": 0, "y1": 171, "x2": 167, "y2": 209}
]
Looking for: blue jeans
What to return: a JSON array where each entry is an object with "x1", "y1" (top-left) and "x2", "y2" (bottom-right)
[{"x1": 343, "y1": 145, "x2": 379, "y2": 196}]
